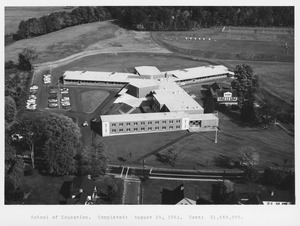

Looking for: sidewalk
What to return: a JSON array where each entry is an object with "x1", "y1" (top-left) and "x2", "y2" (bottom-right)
[{"x1": 122, "y1": 178, "x2": 141, "y2": 204}]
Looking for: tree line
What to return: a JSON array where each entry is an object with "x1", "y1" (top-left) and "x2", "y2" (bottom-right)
[
  {"x1": 13, "y1": 6, "x2": 112, "y2": 40},
  {"x1": 12, "y1": 6, "x2": 294, "y2": 41},
  {"x1": 110, "y1": 6, "x2": 294, "y2": 31}
]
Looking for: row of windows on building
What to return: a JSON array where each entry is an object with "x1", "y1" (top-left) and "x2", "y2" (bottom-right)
[
  {"x1": 111, "y1": 120, "x2": 181, "y2": 127},
  {"x1": 111, "y1": 125, "x2": 181, "y2": 133},
  {"x1": 176, "y1": 73, "x2": 228, "y2": 83},
  {"x1": 64, "y1": 80, "x2": 126, "y2": 85}
]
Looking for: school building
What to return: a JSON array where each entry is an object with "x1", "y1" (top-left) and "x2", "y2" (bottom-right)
[{"x1": 62, "y1": 65, "x2": 233, "y2": 137}]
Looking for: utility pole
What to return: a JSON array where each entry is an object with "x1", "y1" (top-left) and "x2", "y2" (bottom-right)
[
  {"x1": 142, "y1": 158, "x2": 145, "y2": 180},
  {"x1": 214, "y1": 126, "x2": 218, "y2": 143},
  {"x1": 29, "y1": 132, "x2": 35, "y2": 169}
]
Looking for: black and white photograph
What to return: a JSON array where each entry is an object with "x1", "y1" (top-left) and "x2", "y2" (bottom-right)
[{"x1": 2, "y1": 1, "x2": 299, "y2": 225}]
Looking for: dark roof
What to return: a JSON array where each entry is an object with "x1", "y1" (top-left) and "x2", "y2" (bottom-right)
[
  {"x1": 196, "y1": 197, "x2": 213, "y2": 204},
  {"x1": 161, "y1": 184, "x2": 197, "y2": 204},
  {"x1": 259, "y1": 189, "x2": 293, "y2": 202},
  {"x1": 210, "y1": 82, "x2": 220, "y2": 92},
  {"x1": 71, "y1": 176, "x2": 96, "y2": 196},
  {"x1": 59, "y1": 181, "x2": 72, "y2": 199},
  {"x1": 161, "y1": 184, "x2": 184, "y2": 204}
]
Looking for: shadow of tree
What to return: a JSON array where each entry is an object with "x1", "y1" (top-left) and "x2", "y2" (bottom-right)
[
  {"x1": 155, "y1": 153, "x2": 170, "y2": 165},
  {"x1": 213, "y1": 154, "x2": 238, "y2": 169},
  {"x1": 117, "y1": 157, "x2": 127, "y2": 162}
]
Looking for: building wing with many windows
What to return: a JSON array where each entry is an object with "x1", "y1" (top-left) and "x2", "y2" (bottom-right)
[{"x1": 63, "y1": 65, "x2": 232, "y2": 137}]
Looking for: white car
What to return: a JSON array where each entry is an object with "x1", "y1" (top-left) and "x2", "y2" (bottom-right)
[
  {"x1": 61, "y1": 101, "x2": 70, "y2": 106},
  {"x1": 48, "y1": 99, "x2": 58, "y2": 103},
  {"x1": 44, "y1": 78, "x2": 51, "y2": 84},
  {"x1": 60, "y1": 88, "x2": 69, "y2": 94},
  {"x1": 48, "y1": 103, "x2": 58, "y2": 108},
  {"x1": 26, "y1": 102, "x2": 36, "y2": 107},
  {"x1": 27, "y1": 99, "x2": 36, "y2": 104},
  {"x1": 30, "y1": 85, "x2": 38, "y2": 90},
  {"x1": 29, "y1": 95, "x2": 37, "y2": 100},
  {"x1": 61, "y1": 97, "x2": 70, "y2": 101},
  {"x1": 26, "y1": 105, "x2": 36, "y2": 110},
  {"x1": 11, "y1": 133, "x2": 23, "y2": 141}
]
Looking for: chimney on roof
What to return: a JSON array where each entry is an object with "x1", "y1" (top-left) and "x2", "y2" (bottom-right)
[{"x1": 271, "y1": 191, "x2": 274, "y2": 196}]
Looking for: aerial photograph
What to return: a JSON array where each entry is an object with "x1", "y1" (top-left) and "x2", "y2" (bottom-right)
[{"x1": 4, "y1": 5, "x2": 295, "y2": 214}]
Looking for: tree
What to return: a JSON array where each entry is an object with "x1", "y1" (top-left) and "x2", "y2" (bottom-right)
[
  {"x1": 77, "y1": 140, "x2": 107, "y2": 178},
  {"x1": 237, "y1": 146, "x2": 260, "y2": 182},
  {"x1": 212, "y1": 180, "x2": 238, "y2": 204},
  {"x1": 264, "y1": 166, "x2": 288, "y2": 186},
  {"x1": 244, "y1": 166, "x2": 260, "y2": 182},
  {"x1": 5, "y1": 156, "x2": 25, "y2": 204},
  {"x1": 231, "y1": 65, "x2": 259, "y2": 123},
  {"x1": 18, "y1": 47, "x2": 38, "y2": 71},
  {"x1": 5, "y1": 96, "x2": 17, "y2": 124},
  {"x1": 11, "y1": 117, "x2": 45, "y2": 169},
  {"x1": 166, "y1": 149, "x2": 179, "y2": 167},
  {"x1": 203, "y1": 96, "x2": 216, "y2": 113},
  {"x1": 240, "y1": 93, "x2": 256, "y2": 123},
  {"x1": 42, "y1": 113, "x2": 81, "y2": 175},
  {"x1": 237, "y1": 146, "x2": 259, "y2": 168}
]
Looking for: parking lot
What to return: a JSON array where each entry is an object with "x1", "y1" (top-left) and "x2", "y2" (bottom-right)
[{"x1": 29, "y1": 68, "x2": 122, "y2": 147}]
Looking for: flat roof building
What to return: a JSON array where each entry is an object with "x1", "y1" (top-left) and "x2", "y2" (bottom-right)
[
  {"x1": 101, "y1": 111, "x2": 218, "y2": 137},
  {"x1": 126, "y1": 79, "x2": 159, "y2": 98},
  {"x1": 165, "y1": 65, "x2": 234, "y2": 83},
  {"x1": 62, "y1": 65, "x2": 231, "y2": 137},
  {"x1": 134, "y1": 66, "x2": 163, "y2": 79}
]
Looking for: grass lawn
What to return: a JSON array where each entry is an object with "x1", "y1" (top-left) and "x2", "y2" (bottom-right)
[
  {"x1": 51, "y1": 52, "x2": 294, "y2": 170},
  {"x1": 52, "y1": 52, "x2": 211, "y2": 74},
  {"x1": 5, "y1": 7, "x2": 74, "y2": 35},
  {"x1": 214, "y1": 59, "x2": 294, "y2": 105},
  {"x1": 145, "y1": 113, "x2": 294, "y2": 170},
  {"x1": 21, "y1": 170, "x2": 73, "y2": 204},
  {"x1": 98, "y1": 130, "x2": 188, "y2": 164},
  {"x1": 142, "y1": 179, "x2": 215, "y2": 204},
  {"x1": 152, "y1": 27, "x2": 294, "y2": 62},
  {"x1": 81, "y1": 90, "x2": 109, "y2": 113},
  {"x1": 5, "y1": 21, "x2": 118, "y2": 63}
]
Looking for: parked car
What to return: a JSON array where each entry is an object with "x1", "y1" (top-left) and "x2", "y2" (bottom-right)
[
  {"x1": 29, "y1": 95, "x2": 37, "y2": 100},
  {"x1": 27, "y1": 99, "x2": 36, "y2": 104},
  {"x1": 61, "y1": 97, "x2": 70, "y2": 101},
  {"x1": 30, "y1": 85, "x2": 38, "y2": 90},
  {"x1": 91, "y1": 118, "x2": 98, "y2": 123},
  {"x1": 11, "y1": 133, "x2": 23, "y2": 141},
  {"x1": 26, "y1": 104, "x2": 36, "y2": 110},
  {"x1": 30, "y1": 90, "x2": 37, "y2": 95},
  {"x1": 48, "y1": 103, "x2": 58, "y2": 108},
  {"x1": 61, "y1": 101, "x2": 70, "y2": 106},
  {"x1": 60, "y1": 88, "x2": 69, "y2": 94},
  {"x1": 48, "y1": 99, "x2": 58, "y2": 103}
]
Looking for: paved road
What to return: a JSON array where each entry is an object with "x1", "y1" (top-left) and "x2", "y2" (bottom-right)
[{"x1": 107, "y1": 165, "x2": 245, "y2": 181}]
